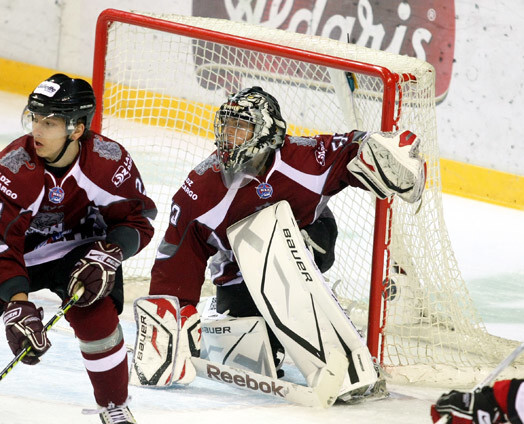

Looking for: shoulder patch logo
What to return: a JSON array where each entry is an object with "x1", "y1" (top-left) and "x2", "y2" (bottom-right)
[
  {"x1": 93, "y1": 136, "x2": 122, "y2": 161},
  {"x1": 194, "y1": 155, "x2": 221, "y2": 175},
  {"x1": 0, "y1": 147, "x2": 35, "y2": 174},
  {"x1": 288, "y1": 136, "x2": 317, "y2": 147}
]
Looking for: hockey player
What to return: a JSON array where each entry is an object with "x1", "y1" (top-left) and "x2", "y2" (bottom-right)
[
  {"x1": 132, "y1": 86, "x2": 426, "y2": 402},
  {"x1": 431, "y1": 379, "x2": 524, "y2": 424},
  {"x1": 0, "y1": 74, "x2": 157, "y2": 424}
]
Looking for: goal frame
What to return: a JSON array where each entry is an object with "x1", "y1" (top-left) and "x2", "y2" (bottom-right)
[{"x1": 91, "y1": 8, "x2": 410, "y2": 364}]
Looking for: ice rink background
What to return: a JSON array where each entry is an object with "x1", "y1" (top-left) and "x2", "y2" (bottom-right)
[{"x1": 0, "y1": 90, "x2": 522, "y2": 423}]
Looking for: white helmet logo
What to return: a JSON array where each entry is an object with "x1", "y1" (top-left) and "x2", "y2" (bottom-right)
[{"x1": 34, "y1": 81, "x2": 61, "y2": 98}]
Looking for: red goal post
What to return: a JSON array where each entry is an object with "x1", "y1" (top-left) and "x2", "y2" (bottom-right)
[{"x1": 91, "y1": 8, "x2": 523, "y2": 385}]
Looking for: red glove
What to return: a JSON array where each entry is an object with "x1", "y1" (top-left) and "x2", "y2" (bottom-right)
[
  {"x1": 68, "y1": 241, "x2": 123, "y2": 307},
  {"x1": 431, "y1": 387, "x2": 505, "y2": 424},
  {"x1": 3, "y1": 301, "x2": 51, "y2": 364}
]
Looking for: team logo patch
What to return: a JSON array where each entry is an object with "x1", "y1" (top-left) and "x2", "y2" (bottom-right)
[
  {"x1": 48, "y1": 186, "x2": 65, "y2": 204},
  {"x1": 194, "y1": 155, "x2": 221, "y2": 175},
  {"x1": 0, "y1": 147, "x2": 35, "y2": 174},
  {"x1": 256, "y1": 182, "x2": 273, "y2": 199},
  {"x1": 93, "y1": 136, "x2": 122, "y2": 161}
]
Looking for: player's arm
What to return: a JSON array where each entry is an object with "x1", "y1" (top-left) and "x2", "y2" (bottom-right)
[
  {"x1": 131, "y1": 195, "x2": 215, "y2": 387},
  {"x1": 0, "y1": 198, "x2": 51, "y2": 364},
  {"x1": 97, "y1": 150, "x2": 157, "y2": 259},
  {"x1": 149, "y1": 196, "x2": 217, "y2": 306},
  {"x1": 67, "y1": 143, "x2": 158, "y2": 306}
]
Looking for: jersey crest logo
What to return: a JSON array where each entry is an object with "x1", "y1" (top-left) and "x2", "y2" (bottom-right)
[
  {"x1": 0, "y1": 147, "x2": 35, "y2": 174},
  {"x1": 256, "y1": 182, "x2": 273, "y2": 199},
  {"x1": 48, "y1": 186, "x2": 65, "y2": 204},
  {"x1": 93, "y1": 136, "x2": 122, "y2": 161}
]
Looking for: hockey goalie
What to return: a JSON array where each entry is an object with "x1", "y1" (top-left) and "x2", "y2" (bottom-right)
[{"x1": 130, "y1": 87, "x2": 426, "y2": 407}]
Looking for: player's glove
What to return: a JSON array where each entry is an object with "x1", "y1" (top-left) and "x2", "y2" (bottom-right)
[
  {"x1": 3, "y1": 301, "x2": 51, "y2": 364},
  {"x1": 430, "y1": 387, "x2": 505, "y2": 424},
  {"x1": 68, "y1": 241, "x2": 123, "y2": 307}
]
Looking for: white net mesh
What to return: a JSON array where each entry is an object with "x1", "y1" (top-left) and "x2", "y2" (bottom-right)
[{"x1": 95, "y1": 11, "x2": 523, "y2": 385}]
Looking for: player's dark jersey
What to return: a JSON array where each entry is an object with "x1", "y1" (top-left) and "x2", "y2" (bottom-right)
[
  {"x1": 150, "y1": 131, "x2": 367, "y2": 306},
  {"x1": 0, "y1": 131, "x2": 157, "y2": 300},
  {"x1": 494, "y1": 379, "x2": 524, "y2": 424}
]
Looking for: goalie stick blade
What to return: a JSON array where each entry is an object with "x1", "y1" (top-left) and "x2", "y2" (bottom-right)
[{"x1": 191, "y1": 349, "x2": 347, "y2": 408}]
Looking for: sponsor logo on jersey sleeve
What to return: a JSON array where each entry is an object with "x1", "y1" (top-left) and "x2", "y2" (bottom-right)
[
  {"x1": 315, "y1": 141, "x2": 326, "y2": 166},
  {"x1": 182, "y1": 177, "x2": 198, "y2": 200},
  {"x1": 0, "y1": 172, "x2": 18, "y2": 200}
]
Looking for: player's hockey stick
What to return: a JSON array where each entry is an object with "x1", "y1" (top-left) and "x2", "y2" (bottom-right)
[
  {"x1": 435, "y1": 341, "x2": 524, "y2": 424},
  {"x1": 0, "y1": 285, "x2": 85, "y2": 381}
]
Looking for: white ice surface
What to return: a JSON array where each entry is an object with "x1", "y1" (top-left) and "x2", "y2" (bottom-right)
[{"x1": 0, "y1": 91, "x2": 522, "y2": 423}]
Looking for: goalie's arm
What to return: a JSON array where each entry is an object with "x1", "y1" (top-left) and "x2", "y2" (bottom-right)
[{"x1": 149, "y1": 200, "x2": 217, "y2": 306}]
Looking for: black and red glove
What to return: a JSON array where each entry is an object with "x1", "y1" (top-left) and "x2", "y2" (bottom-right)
[
  {"x1": 3, "y1": 301, "x2": 51, "y2": 364},
  {"x1": 68, "y1": 241, "x2": 123, "y2": 307},
  {"x1": 431, "y1": 387, "x2": 505, "y2": 424}
]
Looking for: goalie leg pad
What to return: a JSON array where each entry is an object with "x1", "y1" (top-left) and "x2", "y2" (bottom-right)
[
  {"x1": 199, "y1": 311, "x2": 278, "y2": 378},
  {"x1": 347, "y1": 130, "x2": 426, "y2": 203},
  {"x1": 227, "y1": 201, "x2": 379, "y2": 398},
  {"x1": 129, "y1": 295, "x2": 201, "y2": 387}
]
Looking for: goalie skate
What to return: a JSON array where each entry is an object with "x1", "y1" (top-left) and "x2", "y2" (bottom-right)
[{"x1": 337, "y1": 363, "x2": 389, "y2": 404}]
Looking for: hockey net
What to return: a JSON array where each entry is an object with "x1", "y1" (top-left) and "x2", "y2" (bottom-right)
[{"x1": 92, "y1": 9, "x2": 523, "y2": 386}]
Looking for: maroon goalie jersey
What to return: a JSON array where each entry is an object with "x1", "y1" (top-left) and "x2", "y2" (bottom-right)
[
  {"x1": 150, "y1": 131, "x2": 368, "y2": 306},
  {"x1": 0, "y1": 131, "x2": 156, "y2": 300}
]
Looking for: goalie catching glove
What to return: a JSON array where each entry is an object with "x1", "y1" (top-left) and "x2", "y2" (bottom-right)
[
  {"x1": 3, "y1": 301, "x2": 51, "y2": 364},
  {"x1": 68, "y1": 241, "x2": 123, "y2": 307},
  {"x1": 431, "y1": 387, "x2": 505, "y2": 424},
  {"x1": 347, "y1": 130, "x2": 426, "y2": 203}
]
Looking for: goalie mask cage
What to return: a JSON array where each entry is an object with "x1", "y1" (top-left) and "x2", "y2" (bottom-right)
[{"x1": 92, "y1": 9, "x2": 522, "y2": 386}]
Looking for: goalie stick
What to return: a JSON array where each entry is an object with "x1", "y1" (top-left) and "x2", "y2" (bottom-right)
[
  {"x1": 435, "y1": 341, "x2": 524, "y2": 424},
  {"x1": 0, "y1": 285, "x2": 85, "y2": 381},
  {"x1": 191, "y1": 351, "x2": 347, "y2": 408}
]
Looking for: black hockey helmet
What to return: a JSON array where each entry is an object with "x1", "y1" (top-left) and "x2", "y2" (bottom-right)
[
  {"x1": 26, "y1": 73, "x2": 96, "y2": 131},
  {"x1": 214, "y1": 86, "x2": 286, "y2": 188}
]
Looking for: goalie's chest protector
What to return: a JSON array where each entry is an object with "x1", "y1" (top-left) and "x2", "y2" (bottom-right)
[{"x1": 191, "y1": 135, "x2": 360, "y2": 248}]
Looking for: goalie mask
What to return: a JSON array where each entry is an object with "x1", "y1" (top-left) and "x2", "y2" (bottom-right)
[{"x1": 214, "y1": 86, "x2": 286, "y2": 188}]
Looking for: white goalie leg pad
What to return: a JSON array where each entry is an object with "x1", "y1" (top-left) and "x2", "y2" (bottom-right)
[
  {"x1": 197, "y1": 297, "x2": 278, "y2": 378},
  {"x1": 347, "y1": 130, "x2": 426, "y2": 203},
  {"x1": 129, "y1": 295, "x2": 201, "y2": 387},
  {"x1": 227, "y1": 201, "x2": 378, "y2": 398}
]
